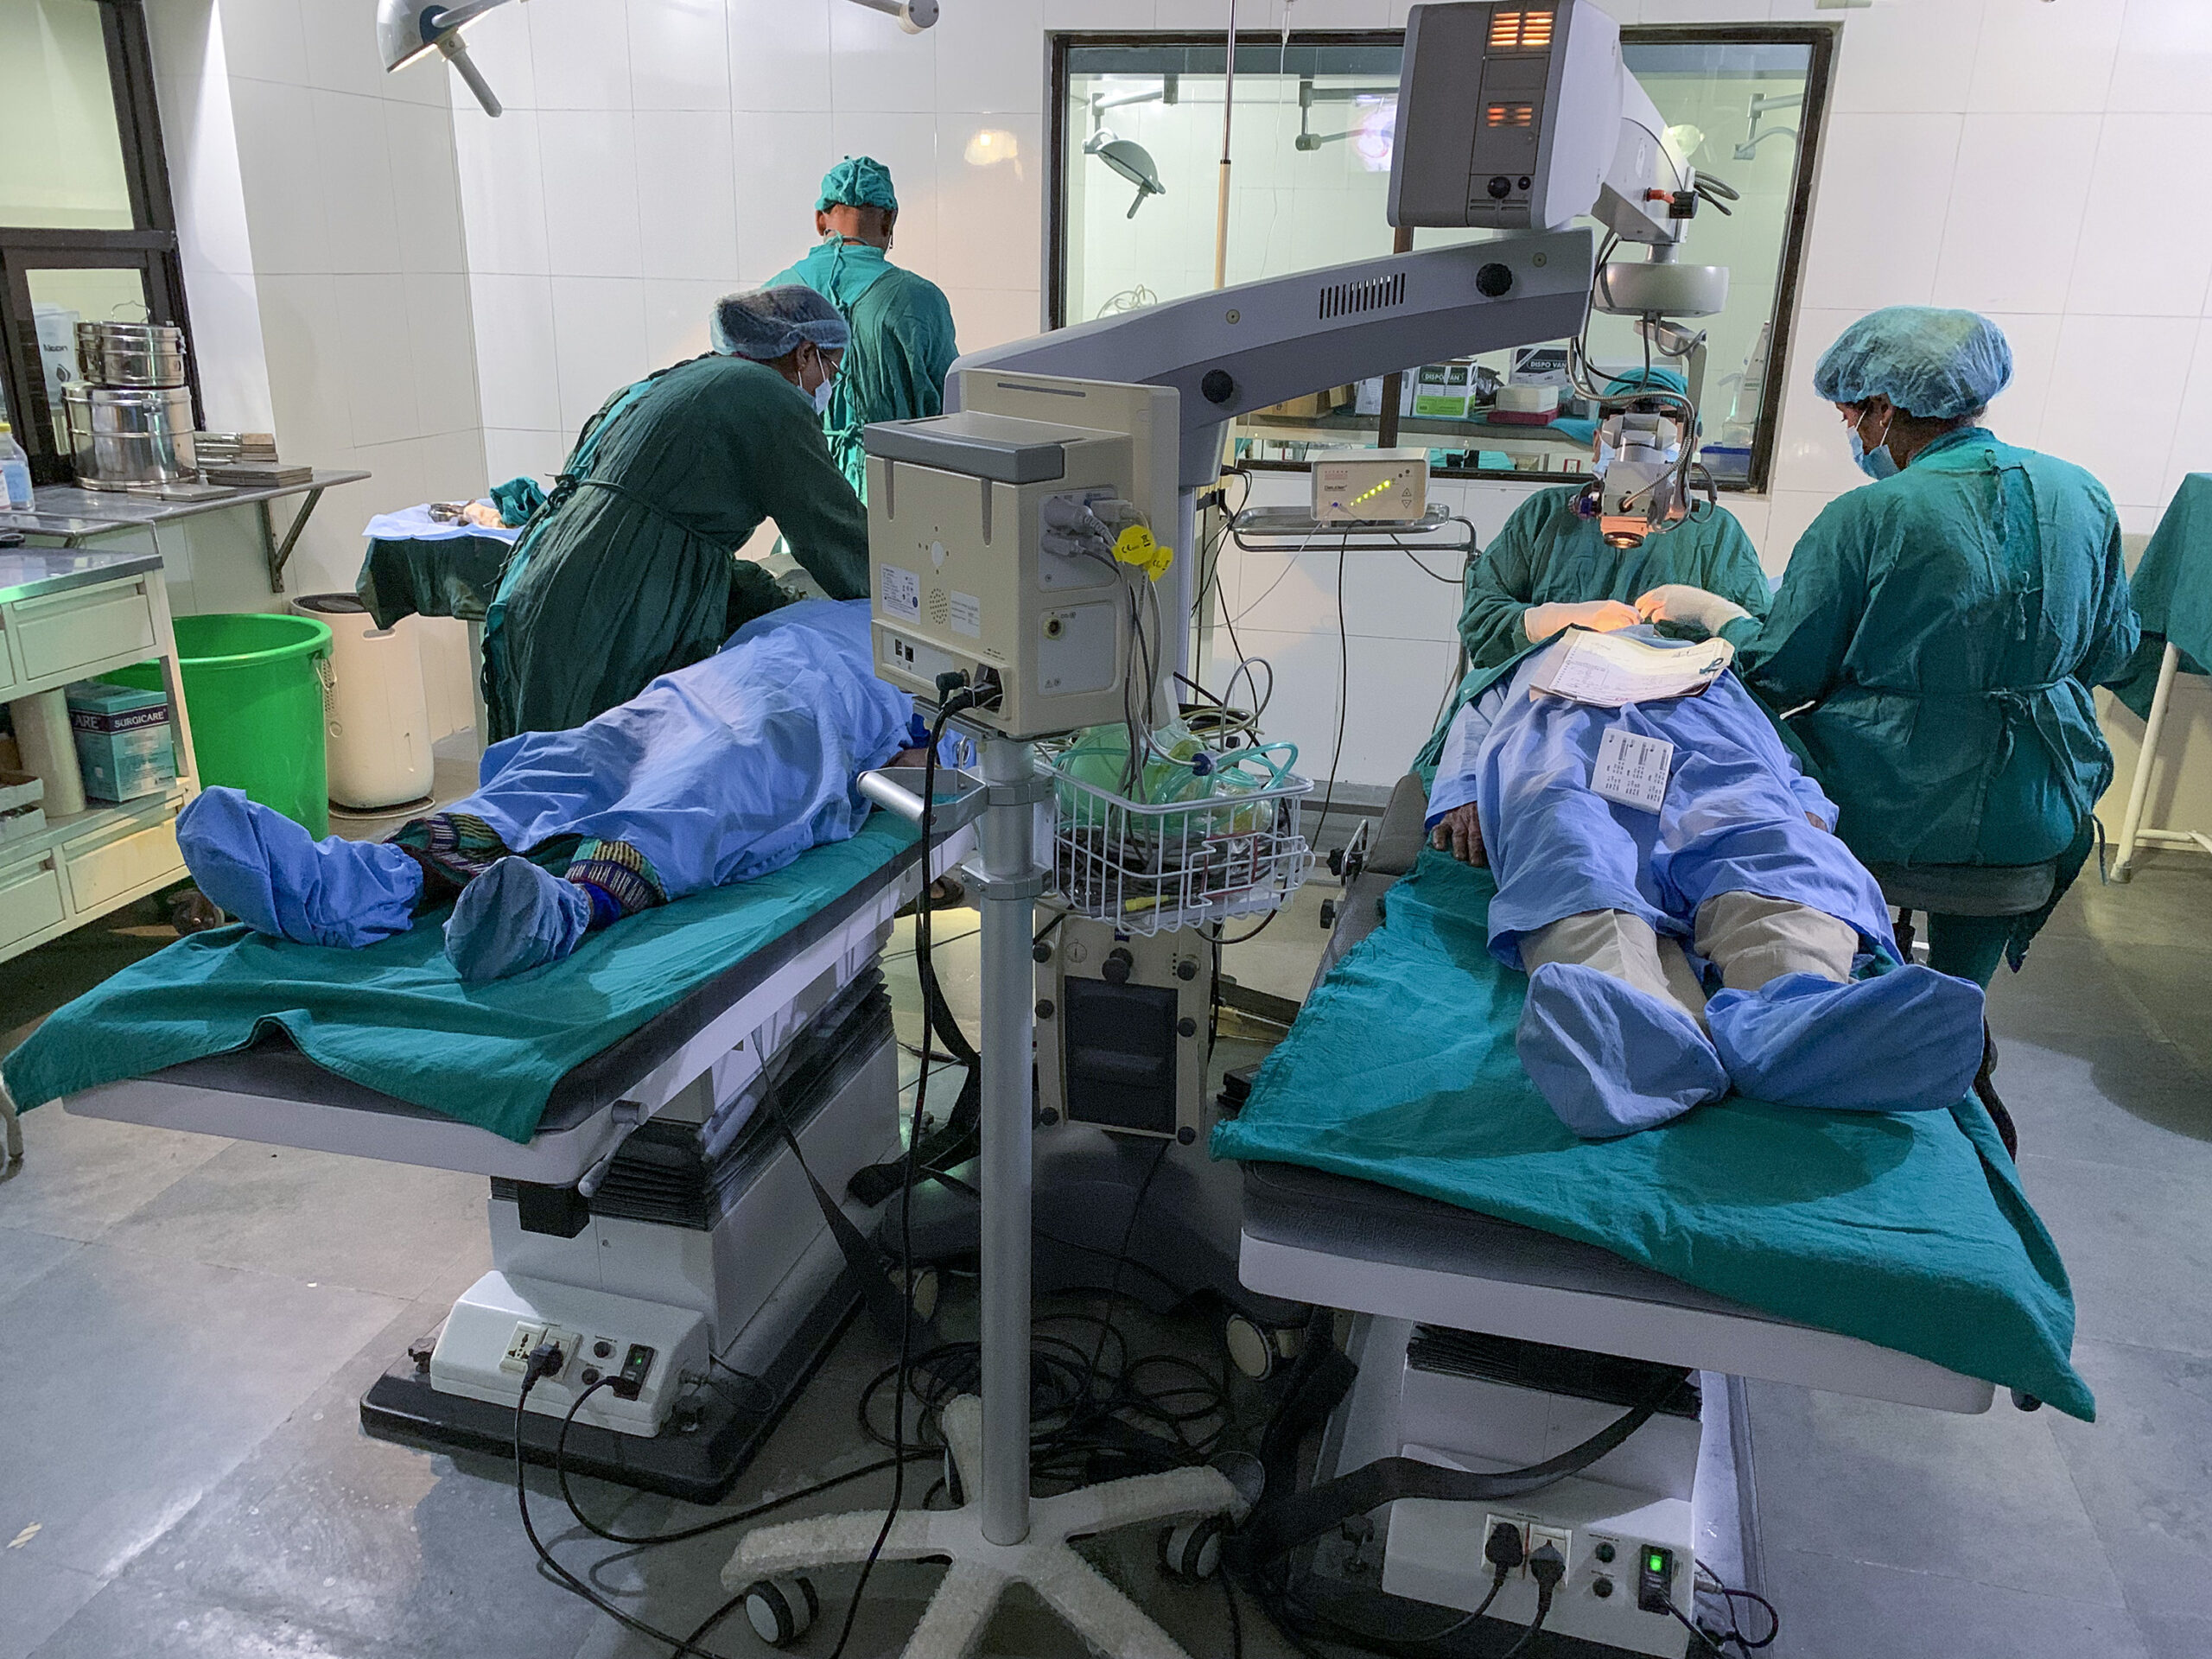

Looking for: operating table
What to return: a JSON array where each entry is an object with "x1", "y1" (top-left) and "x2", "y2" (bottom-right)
[
  {"x1": 53, "y1": 815, "x2": 976, "y2": 1501},
  {"x1": 1219, "y1": 775, "x2": 2070, "y2": 1656}
]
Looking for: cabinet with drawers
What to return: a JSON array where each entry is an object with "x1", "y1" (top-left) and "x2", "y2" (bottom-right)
[{"x1": 0, "y1": 550, "x2": 200, "y2": 965}]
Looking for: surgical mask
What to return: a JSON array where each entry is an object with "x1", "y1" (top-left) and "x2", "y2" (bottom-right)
[
  {"x1": 1849, "y1": 410, "x2": 1899, "y2": 480},
  {"x1": 800, "y1": 346, "x2": 838, "y2": 414}
]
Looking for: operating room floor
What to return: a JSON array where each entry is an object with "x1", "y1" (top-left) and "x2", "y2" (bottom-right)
[{"x1": 3, "y1": 850, "x2": 2210, "y2": 1658}]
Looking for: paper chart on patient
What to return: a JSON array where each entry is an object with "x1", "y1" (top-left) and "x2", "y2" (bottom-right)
[{"x1": 1531, "y1": 628, "x2": 1734, "y2": 709}]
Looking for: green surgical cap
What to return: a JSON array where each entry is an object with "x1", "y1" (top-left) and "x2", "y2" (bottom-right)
[
  {"x1": 1813, "y1": 307, "x2": 2012, "y2": 422},
  {"x1": 1604, "y1": 366, "x2": 1688, "y2": 400},
  {"x1": 817, "y1": 156, "x2": 899, "y2": 213}
]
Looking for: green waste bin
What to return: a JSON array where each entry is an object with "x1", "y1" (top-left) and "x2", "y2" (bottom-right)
[{"x1": 111, "y1": 612, "x2": 334, "y2": 837}]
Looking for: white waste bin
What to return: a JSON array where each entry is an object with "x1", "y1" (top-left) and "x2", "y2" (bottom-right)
[{"x1": 295, "y1": 594, "x2": 433, "y2": 810}]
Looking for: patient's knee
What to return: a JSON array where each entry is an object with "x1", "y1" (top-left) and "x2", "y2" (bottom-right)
[
  {"x1": 1694, "y1": 891, "x2": 1857, "y2": 991},
  {"x1": 1519, "y1": 910, "x2": 1708, "y2": 1025}
]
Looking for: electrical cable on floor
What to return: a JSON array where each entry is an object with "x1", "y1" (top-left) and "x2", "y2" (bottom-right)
[
  {"x1": 1086, "y1": 1136, "x2": 1174, "y2": 1381},
  {"x1": 1689, "y1": 1563, "x2": 1780, "y2": 1653},
  {"x1": 516, "y1": 1357, "x2": 929, "y2": 1659},
  {"x1": 547, "y1": 1376, "x2": 922, "y2": 1551}
]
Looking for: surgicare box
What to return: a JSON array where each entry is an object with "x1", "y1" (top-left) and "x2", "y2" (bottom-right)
[{"x1": 67, "y1": 679, "x2": 176, "y2": 804}]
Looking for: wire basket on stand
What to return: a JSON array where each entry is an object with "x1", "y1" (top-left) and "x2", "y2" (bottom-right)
[{"x1": 1043, "y1": 740, "x2": 1315, "y2": 938}]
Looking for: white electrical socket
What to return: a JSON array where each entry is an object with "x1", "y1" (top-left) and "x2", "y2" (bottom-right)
[
  {"x1": 500, "y1": 1320, "x2": 551, "y2": 1374},
  {"x1": 1529, "y1": 1525, "x2": 1573, "y2": 1573}
]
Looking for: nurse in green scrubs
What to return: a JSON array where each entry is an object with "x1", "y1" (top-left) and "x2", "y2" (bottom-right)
[
  {"x1": 767, "y1": 156, "x2": 960, "y2": 502},
  {"x1": 1644, "y1": 307, "x2": 2139, "y2": 986},
  {"x1": 481, "y1": 287, "x2": 868, "y2": 742}
]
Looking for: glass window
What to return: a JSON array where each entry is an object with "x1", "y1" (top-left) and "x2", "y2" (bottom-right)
[
  {"x1": 0, "y1": 2, "x2": 188, "y2": 484},
  {"x1": 0, "y1": 0, "x2": 135, "y2": 231},
  {"x1": 1052, "y1": 28, "x2": 1830, "y2": 493}
]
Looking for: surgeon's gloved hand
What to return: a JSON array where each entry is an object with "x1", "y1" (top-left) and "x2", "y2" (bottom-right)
[
  {"x1": 1524, "y1": 600, "x2": 1641, "y2": 643},
  {"x1": 1707, "y1": 965, "x2": 1985, "y2": 1115},
  {"x1": 1634, "y1": 584, "x2": 1750, "y2": 633},
  {"x1": 1431, "y1": 803, "x2": 1487, "y2": 866},
  {"x1": 442, "y1": 856, "x2": 593, "y2": 982},
  {"x1": 177, "y1": 787, "x2": 421, "y2": 948}
]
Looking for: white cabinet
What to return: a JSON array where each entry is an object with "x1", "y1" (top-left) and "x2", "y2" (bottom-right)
[{"x1": 0, "y1": 553, "x2": 197, "y2": 964}]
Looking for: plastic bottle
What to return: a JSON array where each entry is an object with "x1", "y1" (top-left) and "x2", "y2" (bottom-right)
[{"x1": 0, "y1": 421, "x2": 31, "y2": 510}]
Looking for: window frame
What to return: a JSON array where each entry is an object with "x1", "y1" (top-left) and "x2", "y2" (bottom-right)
[
  {"x1": 1046, "y1": 22, "x2": 1835, "y2": 496},
  {"x1": 0, "y1": 0, "x2": 197, "y2": 486}
]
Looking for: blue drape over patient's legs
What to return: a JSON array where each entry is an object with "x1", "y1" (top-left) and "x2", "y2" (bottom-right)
[{"x1": 177, "y1": 601, "x2": 914, "y2": 979}]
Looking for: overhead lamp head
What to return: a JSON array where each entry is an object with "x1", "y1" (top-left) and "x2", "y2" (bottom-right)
[
  {"x1": 378, "y1": 1, "x2": 510, "y2": 116},
  {"x1": 1084, "y1": 130, "x2": 1166, "y2": 219}
]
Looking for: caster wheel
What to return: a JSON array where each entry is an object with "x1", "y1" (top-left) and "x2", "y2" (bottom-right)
[
  {"x1": 1160, "y1": 1516, "x2": 1228, "y2": 1582},
  {"x1": 908, "y1": 1264, "x2": 941, "y2": 1324},
  {"x1": 742, "y1": 1575, "x2": 818, "y2": 1647},
  {"x1": 1224, "y1": 1313, "x2": 1301, "y2": 1381},
  {"x1": 169, "y1": 890, "x2": 224, "y2": 934}
]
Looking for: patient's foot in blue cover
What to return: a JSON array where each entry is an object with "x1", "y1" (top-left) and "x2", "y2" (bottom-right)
[
  {"x1": 1516, "y1": 961, "x2": 1728, "y2": 1139},
  {"x1": 1707, "y1": 965, "x2": 1984, "y2": 1115},
  {"x1": 443, "y1": 855, "x2": 592, "y2": 982},
  {"x1": 177, "y1": 786, "x2": 422, "y2": 948}
]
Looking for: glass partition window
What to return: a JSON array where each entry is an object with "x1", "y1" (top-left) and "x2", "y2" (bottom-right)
[
  {"x1": 1053, "y1": 29, "x2": 1830, "y2": 492},
  {"x1": 0, "y1": 1, "x2": 188, "y2": 484},
  {"x1": 0, "y1": 0, "x2": 135, "y2": 230}
]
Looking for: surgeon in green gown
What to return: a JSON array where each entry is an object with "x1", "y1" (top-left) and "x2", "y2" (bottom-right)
[
  {"x1": 766, "y1": 156, "x2": 960, "y2": 502},
  {"x1": 1642, "y1": 308, "x2": 2139, "y2": 986},
  {"x1": 481, "y1": 287, "x2": 869, "y2": 742},
  {"x1": 1458, "y1": 371, "x2": 1771, "y2": 674}
]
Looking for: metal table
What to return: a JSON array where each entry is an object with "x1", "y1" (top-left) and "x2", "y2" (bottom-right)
[{"x1": 0, "y1": 471, "x2": 372, "y2": 594}]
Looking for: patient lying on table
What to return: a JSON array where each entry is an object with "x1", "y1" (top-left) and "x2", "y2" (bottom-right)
[
  {"x1": 178, "y1": 600, "x2": 917, "y2": 982},
  {"x1": 1427, "y1": 626, "x2": 1985, "y2": 1138}
]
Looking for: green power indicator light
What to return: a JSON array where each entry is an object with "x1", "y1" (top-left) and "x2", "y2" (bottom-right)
[
  {"x1": 1647, "y1": 1552, "x2": 1667, "y2": 1573},
  {"x1": 1351, "y1": 480, "x2": 1392, "y2": 506}
]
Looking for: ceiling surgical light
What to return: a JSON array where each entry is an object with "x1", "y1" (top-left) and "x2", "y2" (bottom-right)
[
  {"x1": 378, "y1": 0, "x2": 940, "y2": 118},
  {"x1": 1085, "y1": 130, "x2": 1166, "y2": 219},
  {"x1": 378, "y1": 1, "x2": 511, "y2": 117}
]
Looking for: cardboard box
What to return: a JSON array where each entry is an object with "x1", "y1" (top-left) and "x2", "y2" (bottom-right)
[
  {"x1": 67, "y1": 680, "x2": 176, "y2": 804},
  {"x1": 0, "y1": 768, "x2": 45, "y2": 844},
  {"x1": 1413, "y1": 361, "x2": 1476, "y2": 419}
]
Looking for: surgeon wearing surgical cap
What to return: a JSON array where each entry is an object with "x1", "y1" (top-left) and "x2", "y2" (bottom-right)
[
  {"x1": 765, "y1": 156, "x2": 960, "y2": 502},
  {"x1": 1642, "y1": 306, "x2": 2139, "y2": 988},
  {"x1": 1458, "y1": 368, "x2": 1773, "y2": 675},
  {"x1": 482, "y1": 284, "x2": 869, "y2": 741}
]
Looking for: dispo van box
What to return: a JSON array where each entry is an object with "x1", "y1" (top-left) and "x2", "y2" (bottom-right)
[{"x1": 67, "y1": 680, "x2": 177, "y2": 804}]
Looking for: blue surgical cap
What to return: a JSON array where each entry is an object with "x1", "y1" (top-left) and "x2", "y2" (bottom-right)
[
  {"x1": 711, "y1": 286, "x2": 851, "y2": 361},
  {"x1": 1813, "y1": 307, "x2": 2012, "y2": 422},
  {"x1": 817, "y1": 156, "x2": 898, "y2": 213}
]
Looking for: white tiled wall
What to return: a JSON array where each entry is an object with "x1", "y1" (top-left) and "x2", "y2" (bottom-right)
[
  {"x1": 149, "y1": 0, "x2": 488, "y2": 736},
  {"x1": 448, "y1": 0, "x2": 1049, "y2": 485}
]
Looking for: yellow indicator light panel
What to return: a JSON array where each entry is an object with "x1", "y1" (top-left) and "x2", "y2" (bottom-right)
[{"x1": 1311, "y1": 448, "x2": 1432, "y2": 524}]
